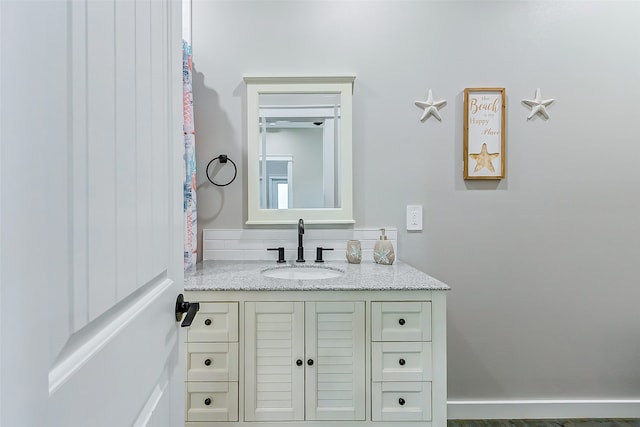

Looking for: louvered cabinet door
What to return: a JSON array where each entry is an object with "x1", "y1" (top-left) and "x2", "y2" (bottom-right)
[
  {"x1": 305, "y1": 301, "x2": 366, "y2": 421},
  {"x1": 244, "y1": 301, "x2": 305, "y2": 421}
]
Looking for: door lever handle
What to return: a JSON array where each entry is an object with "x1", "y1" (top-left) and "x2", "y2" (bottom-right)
[{"x1": 175, "y1": 293, "x2": 200, "y2": 327}]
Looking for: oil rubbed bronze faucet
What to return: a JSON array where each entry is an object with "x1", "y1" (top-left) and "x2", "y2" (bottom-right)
[{"x1": 297, "y1": 218, "x2": 305, "y2": 262}]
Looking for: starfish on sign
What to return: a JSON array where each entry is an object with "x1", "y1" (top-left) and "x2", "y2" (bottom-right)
[
  {"x1": 522, "y1": 88, "x2": 554, "y2": 120},
  {"x1": 469, "y1": 143, "x2": 500, "y2": 173},
  {"x1": 415, "y1": 89, "x2": 446, "y2": 122}
]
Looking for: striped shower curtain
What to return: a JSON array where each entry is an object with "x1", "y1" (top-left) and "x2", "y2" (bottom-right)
[{"x1": 183, "y1": 40, "x2": 197, "y2": 269}]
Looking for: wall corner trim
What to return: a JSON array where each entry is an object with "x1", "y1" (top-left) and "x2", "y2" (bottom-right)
[{"x1": 447, "y1": 399, "x2": 640, "y2": 419}]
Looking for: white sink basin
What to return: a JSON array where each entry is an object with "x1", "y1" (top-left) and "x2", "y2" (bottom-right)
[{"x1": 262, "y1": 265, "x2": 344, "y2": 280}]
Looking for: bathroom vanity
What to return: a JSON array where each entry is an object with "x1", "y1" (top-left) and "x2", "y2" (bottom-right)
[{"x1": 183, "y1": 260, "x2": 450, "y2": 427}]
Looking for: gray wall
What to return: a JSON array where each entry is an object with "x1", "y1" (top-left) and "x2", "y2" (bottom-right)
[{"x1": 191, "y1": 1, "x2": 640, "y2": 400}]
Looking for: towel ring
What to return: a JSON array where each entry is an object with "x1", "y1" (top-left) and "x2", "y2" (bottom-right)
[{"x1": 205, "y1": 154, "x2": 237, "y2": 187}]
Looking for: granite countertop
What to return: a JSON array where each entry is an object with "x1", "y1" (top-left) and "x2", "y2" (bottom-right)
[{"x1": 184, "y1": 260, "x2": 450, "y2": 291}]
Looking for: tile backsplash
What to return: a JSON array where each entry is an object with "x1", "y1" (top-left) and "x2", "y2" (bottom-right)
[{"x1": 203, "y1": 228, "x2": 398, "y2": 263}]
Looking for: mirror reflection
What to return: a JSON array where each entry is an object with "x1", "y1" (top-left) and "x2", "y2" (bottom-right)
[{"x1": 258, "y1": 93, "x2": 341, "y2": 210}]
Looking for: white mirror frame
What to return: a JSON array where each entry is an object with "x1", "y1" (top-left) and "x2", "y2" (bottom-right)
[{"x1": 244, "y1": 75, "x2": 356, "y2": 225}]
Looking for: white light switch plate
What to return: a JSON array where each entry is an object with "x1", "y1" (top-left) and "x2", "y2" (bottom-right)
[{"x1": 406, "y1": 205, "x2": 423, "y2": 231}]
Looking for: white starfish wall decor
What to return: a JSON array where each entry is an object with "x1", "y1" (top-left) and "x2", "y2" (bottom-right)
[
  {"x1": 415, "y1": 89, "x2": 447, "y2": 122},
  {"x1": 522, "y1": 88, "x2": 554, "y2": 120}
]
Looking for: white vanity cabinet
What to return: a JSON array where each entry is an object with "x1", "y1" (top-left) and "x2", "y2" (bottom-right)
[
  {"x1": 185, "y1": 302, "x2": 239, "y2": 423},
  {"x1": 184, "y1": 289, "x2": 447, "y2": 427},
  {"x1": 244, "y1": 301, "x2": 365, "y2": 422},
  {"x1": 371, "y1": 302, "x2": 433, "y2": 421}
]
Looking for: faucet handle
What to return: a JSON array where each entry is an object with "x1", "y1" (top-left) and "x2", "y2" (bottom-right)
[
  {"x1": 267, "y1": 247, "x2": 286, "y2": 263},
  {"x1": 315, "y1": 247, "x2": 334, "y2": 263}
]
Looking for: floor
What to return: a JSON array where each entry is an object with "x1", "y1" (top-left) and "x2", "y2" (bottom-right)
[{"x1": 448, "y1": 420, "x2": 640, "y2": 427}]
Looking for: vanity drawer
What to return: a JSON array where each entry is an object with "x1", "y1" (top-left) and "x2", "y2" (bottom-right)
[
  {"x1": 187, "y1": 342, "x2": 238, "y2": 382},
  {"x1": 187, "y1": 302, "x2": 238, "y2": 343},
  {"x1": 371, "y1": 301, "x2": 431, "y2": 342},
  {"x1": 372, "y1": 341, "x2": 432, "y2": 382},
  {"x1": 186, "y1": 381, "x2": 238, "y2": 422},
  {"x1": 371, "y1": 381, "x2": 432, "y2": 422}
]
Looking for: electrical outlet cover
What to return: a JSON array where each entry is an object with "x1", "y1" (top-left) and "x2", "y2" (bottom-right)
[{"x1": 406, "y1": 205, "x2": 423, "y2": 231}]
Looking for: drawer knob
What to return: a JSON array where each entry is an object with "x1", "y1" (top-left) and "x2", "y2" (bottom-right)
[
  {"x1": 398, "y1": 318, "x2": 406, "y2": 326},
  {"x1": 398, "y1": 398, "x2": 405, "y2": 406},
  {"x1": 204, "y1": 398, "x2": 212, "y2": 406},
  {"x1": 307, "y1": 359, "x2": 314, "y2": 366},
  {"x1": 204, "y1": 318, "x2": 212, "y2": 326},
  {"x1": 398, "y1": 358, "x2": 406, "y2": 366},
  {"x1": 204, "y1": 358, "x2": 212, "y2": 366},
  {"x1": 296, "y1": 359, "x2": 303, "y2": 366}
]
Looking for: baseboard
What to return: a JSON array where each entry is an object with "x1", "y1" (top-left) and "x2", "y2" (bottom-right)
[{"x1": 447, "y1": 399, "x2": 640, "y2": 419}]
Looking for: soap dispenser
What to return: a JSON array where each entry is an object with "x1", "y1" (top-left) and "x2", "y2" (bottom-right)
[{"x1": 373, "y1": 228, "x2": 395, "y2": 265}]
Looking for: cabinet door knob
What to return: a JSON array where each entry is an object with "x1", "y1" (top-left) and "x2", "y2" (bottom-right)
[
  {"x1": 204, "y1": 358, "x2": 212, "y2": 366},
  {"x1": 204, "y1": 398, "x2": 212, "y2": 406},
  {"x1": 398, "y1": 318, "x2": 406, "y2": 326},
  {"x1": 398, "y1": 398, "x2": 405, "y2": 406},
  {"x1": 398, "y1": 358, "x2": 406, "y2": 366},
  {"x1": 204, "y1": 318, "x2": 212, "y2": 326},
  {"x1": 307, "y1": 359, "x2": 314, "y2": 366},
  {"x1": 296, "y1": 359, "x2": 303, "y2": 366}
]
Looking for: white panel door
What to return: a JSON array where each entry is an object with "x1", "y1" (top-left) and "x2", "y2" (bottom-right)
[
  {"x1": 305, "y1": 301, "x2": 366, "y2": 421},
  {"x1": 0, "y1": 1, "x2": 184, "y2": 426},
  {"x1": 244, "y1": 301, "x2": 305, "y2": 421}
]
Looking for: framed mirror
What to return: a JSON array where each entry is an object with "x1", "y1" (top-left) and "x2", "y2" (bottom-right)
[{"x1": 244, "y1": 75, "x2": 356, "y2": 224}]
